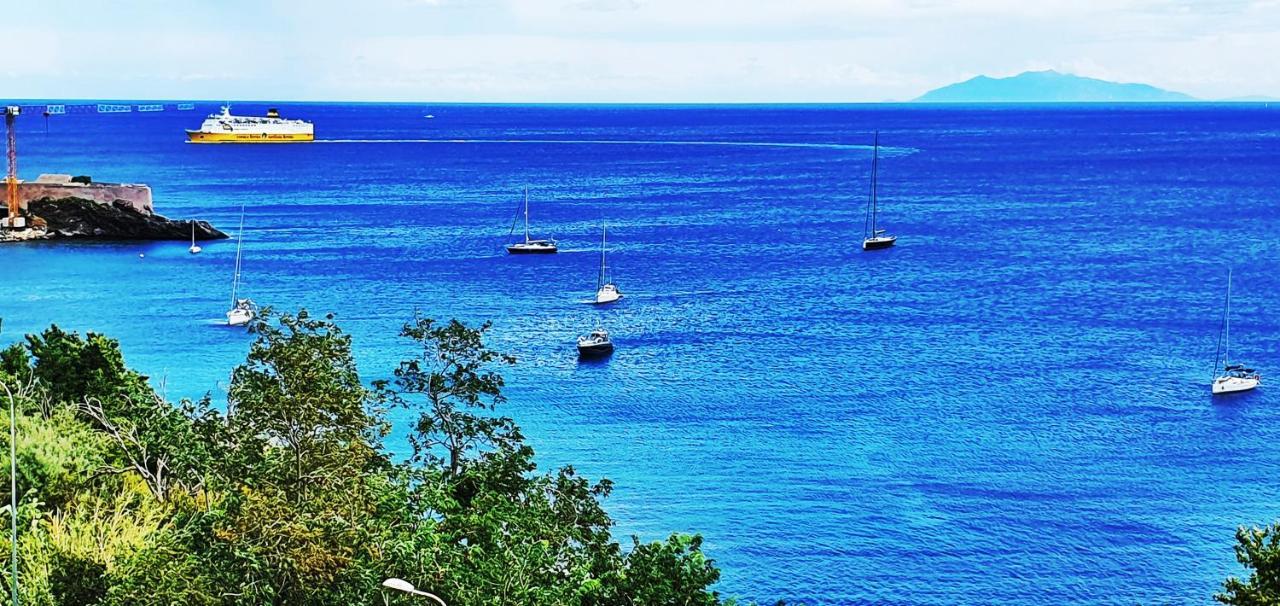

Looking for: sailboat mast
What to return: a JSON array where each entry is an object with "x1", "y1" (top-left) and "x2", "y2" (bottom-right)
[
  {"x1": 865, "y1": 131, "x2": 879, "y2": 239},
  {"x1": 871, "y1": 131, "x2": 879, "y2": 234},
  {"x1": 230, "y1": 204, "x2": 246, "y2": 306},
  {"x1": 1224, "y1": 267, "x2": 1232, "y2": 367},
  {"x1": 523, "y1": 186, "x2": 531, "y2": 243},
  {"x1": 599, "y1": 225, "x2": 607, "y2": 289}
]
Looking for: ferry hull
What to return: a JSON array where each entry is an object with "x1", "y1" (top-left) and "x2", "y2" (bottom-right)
[{"x1": 186, "y1": 131, "x2": 314, "y2": 143}]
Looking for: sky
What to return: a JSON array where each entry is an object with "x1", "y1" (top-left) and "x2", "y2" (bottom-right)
[{"x1": 2, "y1": 0, "x2": 1277, "y2": 102}]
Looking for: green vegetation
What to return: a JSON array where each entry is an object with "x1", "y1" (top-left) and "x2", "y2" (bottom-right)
[
  {"x1": 0, "y1": 311, "x2": 726, "y2": 606},
  {"x1": 1217, "y1": 522, "x2": 1280, "y2": 605}
]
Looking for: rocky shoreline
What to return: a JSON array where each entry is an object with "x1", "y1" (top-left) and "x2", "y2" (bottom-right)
[{"x1": 0, "y1": 197, "x2": 227, "y2": 242}]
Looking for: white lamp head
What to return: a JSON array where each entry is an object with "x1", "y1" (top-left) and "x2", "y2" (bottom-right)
[
  {"x1": 381, "y1": 578, "x2": 448, "y2": 606},
  {"x1": 382, "y1": 578, "x2": 416, "y2": 594}
]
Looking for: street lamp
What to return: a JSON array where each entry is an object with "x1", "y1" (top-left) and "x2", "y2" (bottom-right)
[
  {"x1": 381, "y1": 578, "x2": 446, "y2": 606},
  {"x1": 2, "y1": 316, "x2": 17, "y2": 606},
  {"x1": 2, "y1": 378, "x2": 16, "y2": 606}
]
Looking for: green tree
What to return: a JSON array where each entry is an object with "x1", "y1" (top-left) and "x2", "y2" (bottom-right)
[
  {"x1": 210, "y1": 309, "x2": 395, "y2": 605},
  {"x1": 384, "y1": 317, "x2": 723, "y2": 606},
  {"x1": 24, "y1": 326, "x2": 152, "y2": 412},
  {"x1": 103, "y1": 518, "x2": 229, "y2": 606},
  {"x1": 49, "y1": 554, "x2": 108, "y2": 606},
  {"x1": 0, "y1": 342, "x2": 31, "y2": 380},
  {"x1": 1, "y1": 408, "x2": 111, "y2": 510},
  {"x1": 75, "y1": 394, "x2": 216, "y2": 502},
  {"x1": 386, "y1": 318, "x2": 518, "y2": 479},
  {"x1": 12, "y1": 324, "x2": 215, "y2": 503},
  {"x1": 1218, "y1": 522, "x2": 1280, "y2": 605},
  {"x1": 617, "y1": 534, "x2": 722, "y2": 606},
  {"x1": 226, "y1": 309, "x2": 384, "y2": 500},
  {"x1": 1, "y1": 315, "x2": 734, "y2": 606}
]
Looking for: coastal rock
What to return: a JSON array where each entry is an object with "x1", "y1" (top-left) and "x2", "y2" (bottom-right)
[{"x1": 0, "y1": 197, "x2": 227, "y2": 242}]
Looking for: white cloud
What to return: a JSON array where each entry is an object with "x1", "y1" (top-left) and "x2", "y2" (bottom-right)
[
  {"x1": 0, "y1": 0, "x2": 1276, "y2": 101},
  {"x1": 567, "y1": 0, "x2": 641, "y2": 12}
]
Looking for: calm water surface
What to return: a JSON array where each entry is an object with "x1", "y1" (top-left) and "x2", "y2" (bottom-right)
[{"x1": 1, "y1": 103, "x2": 1278, "y2": 605}]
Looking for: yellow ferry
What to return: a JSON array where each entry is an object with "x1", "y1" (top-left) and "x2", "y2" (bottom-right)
[{"x1": 185, "y1": 106, "x2": 314, "y2": 143}]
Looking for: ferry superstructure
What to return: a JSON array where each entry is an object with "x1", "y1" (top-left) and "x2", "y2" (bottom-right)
[{"x1": 185, "y1": 106, "x2": 314, "y2": 143}]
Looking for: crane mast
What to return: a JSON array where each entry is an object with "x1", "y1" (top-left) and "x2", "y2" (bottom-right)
[{"x1": 2, "y1": 106, "x2": 22, "y2": 229}]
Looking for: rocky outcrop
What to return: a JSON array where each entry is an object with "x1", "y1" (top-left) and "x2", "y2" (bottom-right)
[{"x1": 0, "y1": 197, "x2": 227, "y2": 242}]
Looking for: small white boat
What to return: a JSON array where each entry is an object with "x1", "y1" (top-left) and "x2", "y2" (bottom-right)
[
  {"x1": 592, "y1": 224, "x2": 622, "y2": 304},
  {"x1": 226, "y1": 205, "x2": 254, "y2": 327},
  {"x1": 506, "y1": 187, "x2": 558, "y2": 254},
  {"x1": 1211, "y1": 268, "x2": 1260, "y2": 395},
  {"x1": 862, "y1": 131, "x2": 897, "y2": 251},
  {"x1": 188, "y1": 220, "x2": 202, "y2": 254},
  {"x1": 227, "y1": 298, "x2": 256, "y2": 327},
  {"x1": 863, "y1": 230, "x2": 897, "y2": 251},
  {"x1": 577, "y1": 328, "x2": 614, "y2": 357},
  {"x1": 1214, "y1": 368, "x2": 1260, "y2": 395},
  {"x1": 595, "y1": 283, "x2": 621, "y2": 304}
]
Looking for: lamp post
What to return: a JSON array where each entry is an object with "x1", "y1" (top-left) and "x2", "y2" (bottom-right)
[
  {"x1": 381, "y1": 578, "x2": 445, "y2": 606},
  {"x1": 1, "y1": 316, "x2": 16, "y2": 606},
  {"x1": 2, "y1": 378, "x2": 16, "y2": 606}
]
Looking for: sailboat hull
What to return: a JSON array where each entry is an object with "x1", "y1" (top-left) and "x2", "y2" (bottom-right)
[
  {"x1": 862, "y1": 235, "x2": 897, "y2": 250},
  {"x1": 227, "y1": 309, "x2": 254, "y2": 327},
  {"x1": 506, "y1": 242, "x2": 558, "y2": 254},
  {"x1": 1213, "y1": 375, "x2": 1260, "y2": 395},
  {"x1": 593, "y1": 286, "x2": 622, "y2": 305}
]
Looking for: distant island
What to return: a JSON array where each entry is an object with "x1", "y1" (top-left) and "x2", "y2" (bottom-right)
[{"x1": 914, "y1": 70, "x2": 1196, "y2": 103}]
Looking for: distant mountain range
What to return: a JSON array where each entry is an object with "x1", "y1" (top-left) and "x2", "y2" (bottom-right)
[{"x1": 913, "y1": 70, "x2": 1248, "y2": 103}]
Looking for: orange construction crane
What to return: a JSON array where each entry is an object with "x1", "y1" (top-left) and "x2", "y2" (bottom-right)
[{"x1": 2, "y1": 106, "x2": 23, "y2": 229}]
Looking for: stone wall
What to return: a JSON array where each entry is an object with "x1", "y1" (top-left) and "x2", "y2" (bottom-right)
[{"x1": 18, "y1": 181, "x2": 153, "y2": 215}]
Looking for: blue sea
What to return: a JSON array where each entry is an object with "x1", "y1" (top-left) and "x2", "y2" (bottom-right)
[{"x1": 1, "y1": 102, "x2": 1279, "y2": 605}]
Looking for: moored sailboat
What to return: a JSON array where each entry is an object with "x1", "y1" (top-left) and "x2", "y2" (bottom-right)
[
  {"x1": 1211, "y1": 268, "x2": 1260, "y2": 395},
  {"x1": 226, "y1": 205, "x2": 255, "y2": 327},
  {"x1": 592, "y1": 224, "x2": 622, "y2": 305},
  {"x1": 506, "y1": 187, "x2": 558, "y2": 254},
  {"x1": 188, "y1": 220, "x2": 202, "y2": 254},
  {"x1": 862, "y1": 131, "x2": 897, "y2": 251}
]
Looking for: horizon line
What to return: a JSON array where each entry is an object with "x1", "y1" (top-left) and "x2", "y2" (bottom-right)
[{"x1": 3, "y1": 97, "x2": 1278, "y2": 107}]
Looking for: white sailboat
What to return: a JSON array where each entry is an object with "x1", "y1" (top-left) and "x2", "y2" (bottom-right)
[
  {"x1": 505, "y1": 187, "x2": 558, "y2": 254},
  {"x1": 226, "y1": 205, "x2": 255, "y2": 327},
  {"x1": 862, "y1": 131, "x2": 897, "y2": 251},
  {"x1": 188, "y1": 220, "x2": 202, "y2": 254},
  {"x1": 592, "y1": 224, "x2": 622, "y2": 304},
  {"x1": 1212, "y1": 268, "x2": 1260, "y2": 395}
]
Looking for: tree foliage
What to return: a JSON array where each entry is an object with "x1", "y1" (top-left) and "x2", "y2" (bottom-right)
[
  {"x1": 0, "y1": 313, "x2": 728, "y2": 606},
  {"x1": 387, "y1": 317, "x2": 519, "y2": 478},
  {"x1": 24, "y1": 326, "x2": 151, "y2": 412},
  {"x1": 1218, "y1": 522, "x2": 1280, "y2": 605}
]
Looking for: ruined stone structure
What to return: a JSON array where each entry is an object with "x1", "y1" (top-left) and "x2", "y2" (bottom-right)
[{"x1": 18, "y1": 174, "x2": 153, "y2": 214}]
